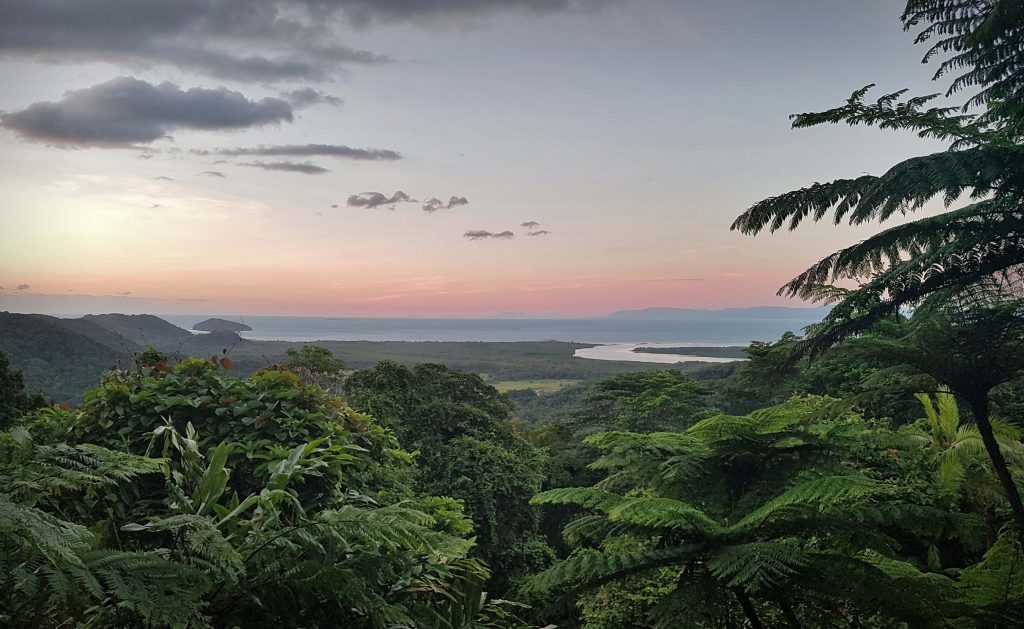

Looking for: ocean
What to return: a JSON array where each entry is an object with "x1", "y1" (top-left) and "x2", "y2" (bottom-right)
[{"x1": 159, "y1": 314, "x2": 820, "y2": 345}]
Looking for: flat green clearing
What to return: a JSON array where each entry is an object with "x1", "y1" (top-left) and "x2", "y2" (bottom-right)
[
  {"x1": 234, "y1": 340, "x2": 676, "y2": 382},
  {"x1": 490, "y1": 379, "x2": 580, "y2": 393}
]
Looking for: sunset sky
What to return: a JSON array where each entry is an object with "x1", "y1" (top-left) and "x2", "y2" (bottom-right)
[{"x1": 0, "y1": 0, "x2": 951, "y2": 317}]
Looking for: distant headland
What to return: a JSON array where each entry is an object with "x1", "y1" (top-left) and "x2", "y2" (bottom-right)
[{"x1": 192, "y1": 318, "x2": 252, "y2": 332}]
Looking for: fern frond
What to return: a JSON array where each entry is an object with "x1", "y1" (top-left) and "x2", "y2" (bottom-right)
[
  {"x1": 0, "y1": 493, "x2": 92, "y2": 566},
  {"x1": 606, "y1": 497, "x2": 725, "y2": 537},
  {"x1": 525, "y1": 547, "x2": 691, "y2": 596},
  {"x1": 561, "y1": 514, "x2": 648, "y2": 546},
  {"x1": 706, "y1": 541, "x2": 810, "y2": 593},
  {"x1": 530, "y1": 487, "x2": 626, "y2": 511},
  {"x1": 957, "y1": 530, "x2": 1024, "y2": 624},
  {"x1": 733, "y1": 475, "x2": 885, "y2": 533}
]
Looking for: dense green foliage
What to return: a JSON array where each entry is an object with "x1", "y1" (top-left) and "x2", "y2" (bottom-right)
[
  {"x1": 529, "y1": 396, "x2": 1024, "y2": 627},
  {"x1": 0, "y1": 351, "x2": 44, "y2": 430},
  {"x1": 344, "y1": 362, "x2": 553, "y2": 594},
  {"x1": 1, "y1": 353, "x2": 533, "y2": 628}
]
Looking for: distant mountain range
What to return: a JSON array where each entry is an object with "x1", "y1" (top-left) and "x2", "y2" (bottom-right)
[{"x1": 605, "y1": 306, "x2": 831, "y2": 321}]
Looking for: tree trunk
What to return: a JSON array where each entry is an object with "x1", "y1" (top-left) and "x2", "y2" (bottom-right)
[
  {"x1": 733, "y1": 589, "x2": 766, "y2": 629},
  {"x1": 971, "y1": 396, "x2": 1024, "y2": 539}
]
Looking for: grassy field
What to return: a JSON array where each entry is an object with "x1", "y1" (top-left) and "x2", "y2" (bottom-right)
[{"x1": 490, "y1": 379, "x2": 580, "y2": 393}]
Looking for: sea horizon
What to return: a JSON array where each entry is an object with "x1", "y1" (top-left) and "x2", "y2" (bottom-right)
[{"x1": 146, "y1": 312, "x2": 824, "y2": 345}]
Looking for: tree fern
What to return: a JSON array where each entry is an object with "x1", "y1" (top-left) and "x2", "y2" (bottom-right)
[
  {"x1": 706, "y1": 541, "x2": 810, "y2": 593},
  {"x1": 957, "y1": 530, "x2": 1024, "y2": 625},
  {"x1": 528, "y1": 398, "x2": 976, "y2": 626}
]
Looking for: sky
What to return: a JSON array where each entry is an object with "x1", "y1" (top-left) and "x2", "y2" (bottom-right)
[{"x1": 0, "y1": 0, "x2": 958, "y2": 317}]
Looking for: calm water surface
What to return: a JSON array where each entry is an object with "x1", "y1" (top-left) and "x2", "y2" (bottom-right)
[{"x1": 159, "y1": 314, "x2": 816, "y2": 363}]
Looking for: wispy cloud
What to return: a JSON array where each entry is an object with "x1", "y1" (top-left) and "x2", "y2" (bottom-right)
[
  {"x1": 464, "y1": 230, "x2": 514, "y2": 241},
  {"x1": 15, "y1": 284, "x2": 30, "y2": 291},
  {"x1": 422, "y1": 196, "x2": 469, "y2": 212},
  {"x1": 218, "y1": 144, "x2": 401, "y2": 160},
  {"x1": 200, "y1": 171, "x2": 226, "y2": 178},
  {"x1": 279, "y1": 88, "x2": 344, "y2": 109},
  {"x1": 347, "y1": 191, "x2": 414, "y2": 209},
  {"x1": 521, "y1": 221, "x2": 540, "y2": 229},
  {"x1": 527, "y1": 230, "x2": 550, "y2": 236},
  {"x1": 239, "y1": 161, "x2": 329, "y2": 174}
]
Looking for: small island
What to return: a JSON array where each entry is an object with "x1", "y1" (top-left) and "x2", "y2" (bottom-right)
[
  {"x1": 192, "y1": 318, "x2": 252, "y2": 332},
  {"x1": 632, "y1": 346, "x2": 749, "y2": 359}
]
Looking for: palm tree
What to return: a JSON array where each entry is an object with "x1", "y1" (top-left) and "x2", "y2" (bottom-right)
[{"x1": 909, "y1": 386, "x2": 1024, "y2": 495}]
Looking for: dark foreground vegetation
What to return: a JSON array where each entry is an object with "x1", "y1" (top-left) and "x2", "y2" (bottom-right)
[{"x1": 4, "y1": 1, "x2": 1024, "y2": 626}]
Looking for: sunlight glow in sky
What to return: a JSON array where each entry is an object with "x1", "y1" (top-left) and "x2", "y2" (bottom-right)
[{"x1": 0, "y1": 0, "x2": 952, "y2": 316}]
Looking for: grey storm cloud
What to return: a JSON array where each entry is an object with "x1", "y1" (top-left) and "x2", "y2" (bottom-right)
[
  {"x1": 218, "y1": 144, "x2": 401, "y2": 160},
  {"x1": 336, "y1": 0, "x2": 613, "y2": 26},
  {"x1": 0, "y1": 77, "x2": 294, "y2": 146},
  {"x1": 527, "y1": 230, "x2": 550, "y2": 236},
  {"x1": 347, "y1": 191, "x2": 414, "y2": 209},
  {"x1": 0, "y1": 1, "x2": 390, "y2": 82},
  {"x1": 200, "y1": 171, "x2": 226, "y2": 178},
  {"x1": 464, "y1": 230, "x2": 514, "y2": 241},
  {"x1": 422, "y1": 196, "x2": 469, "y2": 212},
  {"x1": 0, "y1": 2, "x2": 609, "y2": 82},
  {"x1": 239, "y1": 161, "x2": 329, "y2": 175},
  {"x1": 15, "y1": 284, "x2": 30, "y2": 291},
  {"x1": 520, "y1": 221, "x2": 540, "y2": 228},
  {"x1": 280, "y1": 88, "x2": 343, "y2": 109}
]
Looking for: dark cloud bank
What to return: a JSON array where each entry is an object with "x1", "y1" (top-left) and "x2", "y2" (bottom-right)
[
  {"x1": 0, "y1": 77, "x2": 293, "y2": 146},
  {"x1": 0, "y1": 0, "x2": 608, "y2": 82}
]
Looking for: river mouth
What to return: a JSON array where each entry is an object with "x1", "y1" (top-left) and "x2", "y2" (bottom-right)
[{"x1": 574, "y1": 343, "x2": 748, "y2": 364}]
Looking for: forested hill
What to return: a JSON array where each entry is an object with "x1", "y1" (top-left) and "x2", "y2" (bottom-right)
[
  {"x1": 0, "y1": 312, "x2": 138, "y2": 402},
  {"x1": 0, "y1": 313, "x2": 250, "y2": 402},
  {"x1": 80, "y1": 313, "x2": 249, "y2": 356},
  {"x1": 81, "y1": 313, "x2": 204, "y2": 348}
]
